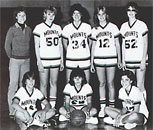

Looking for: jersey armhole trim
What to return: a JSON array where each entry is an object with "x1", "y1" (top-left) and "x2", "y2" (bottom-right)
[
  {"x1": 12, "y1": 96, "x2": 20, "y2": 102},
  {"x1": 87, "y1": 93, "x2": 92, "y2": 97},
  {"x1": 90, "y1": 37, "x2": 97, "y2": 41},
  {"x1": 33, "y1": 33, "x2": 40, "y2": 37},
  {"x1": 64, "y1": 93, "x2": 70, "y2": 96},
  {"x1": 114, "y1": 33, "x2": 120, "y2": 38},
  {"x1": 142, "y1": 31, "x2": 148, "y2": 36},
  {"x1": 62, "y1": 35, "x2": 68, "y2": 39}
]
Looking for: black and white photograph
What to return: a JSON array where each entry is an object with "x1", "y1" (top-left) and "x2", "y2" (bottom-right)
[{"x1": 0, "y1": 0, "x2": 153, "y2": 129}]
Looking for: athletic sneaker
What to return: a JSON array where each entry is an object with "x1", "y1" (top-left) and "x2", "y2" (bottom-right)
[
  {"x1": 28, "y1": 118, "x2": 51, "y2": 128},
  {"x1": 103, "y1": 117, "x2": 115, "y2": 125},
  {"x1": 124, "y1": 123, "x2": 137, "y2": 129},
  {"x1": 59, "y1": 115, "x2": 69, "y2": 122},
  {"x1": 85, "y1": 117, "x2": 98, "y2": 124}
]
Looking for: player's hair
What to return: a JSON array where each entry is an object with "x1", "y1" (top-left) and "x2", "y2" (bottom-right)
[
  {"x1": 43, "y1": 6, "x2": 57, "y2": 21},
  {"x1": 121, "y1": 70, "x2": 136, "y2": 86},
  {"x1": 69, "y1": 67, "x2": 87, "y2": 86},
  {"x1": 126, "y1": 1, "x2": 139, "y2": 18},
  {"x1": 22, "y1": 71, "x2": 36, "y2": 88},
  {"x1": 13, "y1": 6, "x2": 26, "y2": 21},
  {"x1": 94, "y1": 6, "x2": 109, "y2": 27},
  {"x1": 69, "y1": 3, "x2": 84, "y2": 17},
  {"x1": 68, "y1": 3, "x2": 90, "y2": 23},
  {"x1": 126, "y1": 1, "x2": 138, "y2": 12}
]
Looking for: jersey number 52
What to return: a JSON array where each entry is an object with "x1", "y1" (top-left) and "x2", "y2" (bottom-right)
[{"x1": 125, "y1": 39, "x2": 137, "y2": 49}]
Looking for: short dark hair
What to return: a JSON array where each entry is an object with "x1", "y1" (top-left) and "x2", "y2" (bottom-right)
[
  {"x1": 13, "y1": 6, "x2": 26, "y2": 21},
  {"x1": 69, "y1": 67, "x2": 87, "y2": 86},
  {"x1": 126, "y1": 1, "x2": 138, "y2": 12},
  {"x1": 22, "y1": 71, "x2": 36, "y2": 88},
  {"x1": 121, "y1": 70, "x2": 136, "y2": 86}
]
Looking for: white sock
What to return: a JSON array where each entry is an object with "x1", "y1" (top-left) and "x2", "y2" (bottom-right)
[
  {"x1": 49, "y1": 96, "x2": 56, "y2": 108},
  {"x1": 100, "y1": 98, "x2": 106, "y2": 109}
]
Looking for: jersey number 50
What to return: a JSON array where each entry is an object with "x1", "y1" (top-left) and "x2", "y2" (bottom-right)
[{"x1": 46, "y1": 37, "x2": 58, "y2": 46}]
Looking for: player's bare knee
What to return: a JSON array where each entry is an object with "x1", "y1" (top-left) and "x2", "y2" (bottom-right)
[
  {"x1": 40, "y1": 82, "x2": 48, "y2": 89},
  {"x1": 99, "y1": 81, "x2": 106, "y2": 88},
  {"x1": 15, "y1": 111, "x2": 26, "y2": 122},
  {"x1": 107, "y1": 81, "x2": 114, "y2": 89},
  {"x1": 49, "y1": 80, "x2": 57, "y2": 88}
]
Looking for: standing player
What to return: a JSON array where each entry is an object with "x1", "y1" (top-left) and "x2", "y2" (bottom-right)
[
  {"x1": 59, "y1": 67, "x2": 98, "y2": 124},
  {"x1": 33, "y1": 6, "x2": 64, "y2": 108},
  {"x1": 120, "y1": 2, "x2": 148, "y2": 101},
  {"x1": 90, "y1": 6, "x2": 121, "y2": 117},
  {"x1": 103, "y1": 70, "x2": 149, "y2": 129},
  {"x1": 12, "y1": 72, "x2": 55, "y2": 130},
  {"x1": 4, "y1": 7, "x2": 32, "y2": 117},
  {"x1": 62, "y1": 4, "x2": 92, "y2": 82}
]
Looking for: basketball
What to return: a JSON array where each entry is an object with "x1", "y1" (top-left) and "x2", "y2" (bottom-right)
[{"x1": 70, "y1": 110, "x2": 86, "y2": 127}]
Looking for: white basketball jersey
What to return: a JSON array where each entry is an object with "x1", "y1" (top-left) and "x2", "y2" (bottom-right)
[
  {"x1": 13, "y1": 87, "x2": 45, "y2": 116},
  {"x1": 120, "y1": 20, "x2": 148, "y2": 62},
  {"x1": 91, "y1": 22, "x2": 120, "y2": 58},
  {"x1": 63, "y1": 83, "x2": 93, "y2": 109},
  {"x1": 62, "y1": 22, "x2": 91, "y2": 60},
  {"x1": 33, "y1": 23, "x2": 62, "y2": 59},
  {"x1": 119, "y1": 86, "x2": 149, "y2": 118}
]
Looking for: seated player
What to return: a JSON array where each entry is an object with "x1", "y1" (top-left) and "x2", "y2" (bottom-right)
[
  {"x1": 12, "y1": 72, "x2": 55, "y2": 130},
  {"x1": 103, "y1": 70, "x2": 149, "y2": 129},
  {"x1": 59, "y1": 67, "x2": 98, "y2": 124}
]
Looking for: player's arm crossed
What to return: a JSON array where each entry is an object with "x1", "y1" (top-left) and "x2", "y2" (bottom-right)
[{"x1": 12, "y1": 98, "x2": 32, "y2": 123}]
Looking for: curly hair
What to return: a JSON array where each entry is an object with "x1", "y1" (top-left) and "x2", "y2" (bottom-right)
[
  {"x1": 69, "y1": 67, "x2": 87, "y2": 86},
  {"x1": 69, "y1": 4, "x2": 84, "y2": 17}
]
